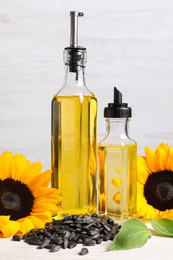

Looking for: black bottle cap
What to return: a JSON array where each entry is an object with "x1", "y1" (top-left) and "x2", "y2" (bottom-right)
[
  {"x1": 64, "y1": 46, "x2": 86, "y2": 71},
  {"x1": 104, "y1": 87, "x2": 132, "y2": 118}
]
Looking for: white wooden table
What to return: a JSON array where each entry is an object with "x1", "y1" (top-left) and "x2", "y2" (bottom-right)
[
  {"x1": 0, "y1": 235, "x2": 173, "y2": 260},
  {"x1": 0, "y1": 0, "x2": 173, "y2": 259}
]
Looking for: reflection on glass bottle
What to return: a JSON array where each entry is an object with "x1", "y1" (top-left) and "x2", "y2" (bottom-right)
[
  {"x1": 51, "y1": 11, "x2": 97, "y2": 217},
  {"x1": 98, "y1": 87, "x2": 137, "y2": 220}
]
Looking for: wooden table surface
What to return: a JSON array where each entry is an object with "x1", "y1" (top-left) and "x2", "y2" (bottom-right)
[
  {"x1": 0, "y1": 235, "x2": 173, "y2": 260},
  {"x1": 1, "y1": 0, "x2": 173, "y2": 259}
]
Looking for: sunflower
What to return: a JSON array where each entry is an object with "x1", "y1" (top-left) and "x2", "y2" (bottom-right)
[
  {"x1": 137, "y1": 143, "x2": 173, "y2": 219},
  {"x1": 0, "y1": 151, "x2": 61, "y2": 238}
]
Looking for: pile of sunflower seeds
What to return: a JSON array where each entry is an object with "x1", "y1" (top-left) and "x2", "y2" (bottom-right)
[{"x1": 12, "y1": 214, "x2": 121, "y2": 254}]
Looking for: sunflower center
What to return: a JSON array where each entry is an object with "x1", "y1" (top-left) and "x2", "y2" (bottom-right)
[
  {"x1": 157, "y1": 182, "x2": 173, "y2": 201},
  {"x1": 0, "y1": 178, "x2": 35, "y2": 220},
  {"x1": 144, "y1": 170, "x2": 173, "y2": 211},
  {"x1": 1, "y1": 192, "x2": 20, "y2": 210}
]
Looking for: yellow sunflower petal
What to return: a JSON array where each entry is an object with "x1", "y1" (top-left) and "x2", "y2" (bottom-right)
[
  {"x1": 167, "y1": 152, "x2": 173, "y2": 171},
  {"x1": 166, "y1": 210, "x2": 173, "y2": 219},
  {"x1": 27, "y1": 216, "x2": 45, "y2": 229},
  {"x1": 11, "y1": 154, "x2": 30, "y2": 180},
  {"x1": 137, "y1": 191, "x2": 148, "y2": 207},
  {"x1": 145, "y1": 146, "x2": 160, "y2": 173},
  {"x1": 145, "y1": 206, "x2": 159, "y2": 219},
  {"x1": 113, "y1": 192, "x2": 120, "y2": 204},
  {"x1": 0, "y1": 216, "x2": 20, "y2": 238},
  {"x1": 137, "y1": 200, "x2": 149, "y2": 217},
  {"x1": 137, "y1": 182, "x2": 144, "y2": 194},
  {"x1": 0, "y1": 215, "x2": 10, "y2": 225},
  {"x1": 29, "y1": 170, "x2": 52, "y2": 191},
  {"x1": 17, "y1": 218, "x2": 34, "y2": 235},
  {"x1": 155, "y1": 143, "x2": 170, "y2": 171},
  {"x1": 20, "y1": 162, "x2": 42, "y2": 184},
  {"x1": 137, "y1": 192, "x2": 147, "y2": 205},
  {"x1": 137, "y1": 195, "x2": 160, "y2": 219},
  {"x1": 34, "y1": 192, "x2": 61, "y2": 205},
  {"x1": 33, "y1": 187, "x2": 61, "y2": 198},
  {"x1": 137, "y1": 206, "x2": 147, "y2": 218},
  {"x1": 112, "y1": 178, "x2": 121, "y2": 189},
  {"x1": 158, "y1": 143, "x2": 170, "y2": 155},
  {"x1": 30, "y1": 211, "x2": 52, "y2": 223},
  {"x1": 37, "y1": 197, "x2": 61, "y2": 205},
  {"x1": 159, "y1": 209, "x2": 173, "y2": 219},
  {"x1": 32, "y1": 202, "x2": 58, "y2": 213},
  {"x1": 137, "y1": 198, "x2": 146, "y2": 214},
  {"x1": 0, "y1": 151, "x2": 13, "y2": 180},
  {"x1": 137, "y1": 157, "x2": 149, "y2": 184}
]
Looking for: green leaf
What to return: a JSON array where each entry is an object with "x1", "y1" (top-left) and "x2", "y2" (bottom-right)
[
  {"x1": 108, "y1": 218, "x2": 152, "y2": 250},
  {"x1": 151, "y1": 218, "x2": 173, "y2": 237}
]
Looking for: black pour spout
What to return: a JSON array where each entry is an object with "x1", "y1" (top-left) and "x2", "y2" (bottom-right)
[{"x1": 104, "y1": 87, "x2": 132, "y2": 118}]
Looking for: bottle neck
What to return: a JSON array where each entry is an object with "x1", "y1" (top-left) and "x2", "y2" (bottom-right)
[
  {"x1": 64, "y1": 64, "x2": 86, "y2": 87},
  {"x1": 106, "y1": 118, "x2": 130, "y2": 138}
]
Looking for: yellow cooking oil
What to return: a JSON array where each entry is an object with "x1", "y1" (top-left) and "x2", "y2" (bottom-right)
[
  {"x1": 98, "y1": 143, "x2": 137, "y2": 220},
  {"x1": 51, "y1": 95, "x2": 97, "y2": 217}
]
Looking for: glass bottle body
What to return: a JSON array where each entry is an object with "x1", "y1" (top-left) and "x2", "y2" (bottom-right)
[
  {"x1": 98, "y1": 118, "x2": 137, "y2": 220},
  {"x1": 51, "y1": 65, "x2": 97, "y2": 217}
]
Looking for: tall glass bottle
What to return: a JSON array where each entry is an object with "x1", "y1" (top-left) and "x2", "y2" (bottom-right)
[
  {"x1": 51, "y1": 11, "x2": 97, "y2": 217},
  {"x1": 98, "y1": 87, "x2": 137, "y2": 220}
]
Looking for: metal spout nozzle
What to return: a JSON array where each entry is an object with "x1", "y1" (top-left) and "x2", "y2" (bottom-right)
[{"x1": 70, "y1": 11, "x2": 84, "y2": 47}]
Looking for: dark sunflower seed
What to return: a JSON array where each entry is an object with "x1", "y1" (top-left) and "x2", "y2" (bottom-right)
[
  {"x1": 103, "y1": 232, "x2": 111, "y2": 241},
  {"x1": 12, "y1": 235, "x2": 21, "y2": 241},
  {"x1": 89, "y1": 229, "x2": 100, "y2": 236},
  {"x1": 69, "y1": 231, "x2": 77, "y2": 240},
  {"x1": 43, "y1": 230, "x2": 51, "y2": 238},
  {"x1": 28, "y1": 231, "x2": 38, "y2": 239},
  {"x1": 83, "y1": 239, "x2": 96, "y2": 246},
  {"x1": 38, "y1": 234, "x2": 44, "y2": 240},
  {"x1": 96, "y1": 238, "x2": 103, "y2": 244},
  {"x1": 79, "y1": 247, "x2": 89, "y2": 255},
  {"x1": 63, "y1": 230, "x2": 71, "y2": 248},
  {"x1": 102, "y1": 224, "x2": 112, "y2": 232},
  {"x1": 90, "y1": 233, "x2": 100, "y2": 239},
  {"x1": 36, "y1": 228, "x2": 45, "y2": 234},
  {"x1": 71, "y1": 215, "x2": 78, "y2": 221},
  {"x1": 45, "y1": 243, "x2": 55, "y2": 249},
  {"x1": 83, "y1": 215, "x2": 93, "y2": 223},
  {"x1": 22, "y1": 232, "x2": 30, "y2": 240},
  {"x1": 91, "y1": 213, "x2": 99, "y2": 218},
  {"x1": 68, "y1": 240, "x2": 77, "y2": 249},
  {"x1": 37, "y1": 237, "x2": 51, "y2": 249},
  {"x1": 49, "y1": 245, "x2": 61, "y2": 252},
  {"x1": 53, "y1": 237, "x2": 63, "y2": 245},
  {"x1": 62, "y1": 220, "x2": 74, "y2": 224},
  {"x1": 76, "y1": 238, "x2": 83, "y2": 244},
  {"x1": 75, "y1": 227, "x2": 82, "y2": 232},
  {"x1": 62, "y1": 215, "x2": 73, "y2": 221},
  {"x1": 28, "y1": 238, "x2": 42, "y2": 245},
  {"x1": 50, "y1": 233, "x2": 59, "y2": 239}
]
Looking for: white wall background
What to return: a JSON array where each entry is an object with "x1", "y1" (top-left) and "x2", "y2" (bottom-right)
[{"x1": 1, "y1": 0, "x2": 173, "y2": 169}]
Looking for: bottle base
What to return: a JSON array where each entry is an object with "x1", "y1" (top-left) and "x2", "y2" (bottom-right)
[
  {"x1": 54, "y1": 207, "x2": 97, "y2": 219},
  {"x1": 98, "y1": 212, "x2": 137, "y2": 224}
]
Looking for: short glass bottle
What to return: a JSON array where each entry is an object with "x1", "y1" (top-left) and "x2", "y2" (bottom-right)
[{"x1": 98, "y1": 87, "x2": 137, "y2": 220}]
